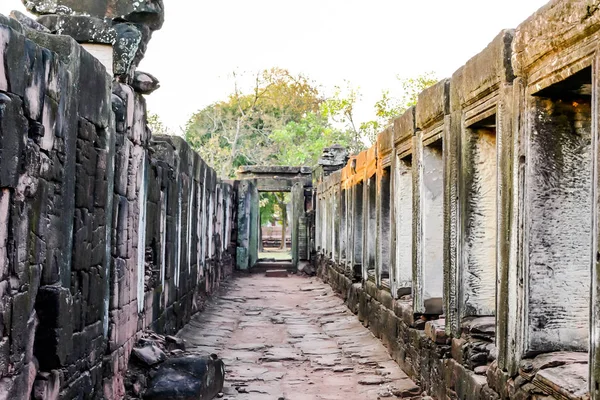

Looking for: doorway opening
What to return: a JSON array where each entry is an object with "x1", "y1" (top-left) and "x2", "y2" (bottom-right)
[{"x1": 258, "y1": 192, "x2": 292, "y2": 261}]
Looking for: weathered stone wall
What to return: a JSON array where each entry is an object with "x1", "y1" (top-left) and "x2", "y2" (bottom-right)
[
  {"x1": 314, "y1": 1, "x2": 599, "y2": 399},
  {"x1": 0, "y1": 13, "x2": 236, "y2": 400}
]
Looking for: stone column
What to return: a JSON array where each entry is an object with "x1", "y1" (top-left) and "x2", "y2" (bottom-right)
[{"x1": 445, "y1": 30, "x2": 514, "y2": 339}]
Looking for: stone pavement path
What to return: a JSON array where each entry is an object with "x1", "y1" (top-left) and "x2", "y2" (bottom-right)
[{"x1": 177, "y1": 274, "x2": 423, "y2": 400}]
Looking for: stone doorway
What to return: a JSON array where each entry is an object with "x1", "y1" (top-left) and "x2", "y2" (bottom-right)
[{"x1": 236, "y1": 167, "x2": 312, "y2": 271}]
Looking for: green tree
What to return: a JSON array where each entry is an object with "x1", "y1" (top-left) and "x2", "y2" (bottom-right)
[
  {"x1": 359, "y1": 72, "x2": 438, "y2": 145},
  {"x1": 147, "y1": 112, "x2": 173, "y2": 136},
  {"x1": 185, "y1": 68, "x2": 360, "y2": 178},
  {"x1": 259, "y1": 192, "x2": 291, "y2": 250}
]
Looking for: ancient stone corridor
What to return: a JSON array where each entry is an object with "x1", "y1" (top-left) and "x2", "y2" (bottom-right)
[
  {"x1": 178, "y1": 274, "x2": 422, "y2": 400},
  {"x1": 3, "y1": 0, "x2": 600, "y2": 399}
]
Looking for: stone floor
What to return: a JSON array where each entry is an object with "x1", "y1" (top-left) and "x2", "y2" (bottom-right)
[{"x1": 177, "y1": 274, "x2": 423, "y2": 399}]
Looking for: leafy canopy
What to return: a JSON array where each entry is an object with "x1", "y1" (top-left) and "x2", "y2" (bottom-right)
[
  {"x1": 184, "y1": 68, "x2": 362, "y2": 178},
  {"x1": 151, "y1": 69, "x2": 437, "y2": 225},
  {"x1": 359, "y1": 72, "x2": 438, "y2": 145},
  {"x1": 152, "y1": 69, "x2": 438, "y2": 179}
]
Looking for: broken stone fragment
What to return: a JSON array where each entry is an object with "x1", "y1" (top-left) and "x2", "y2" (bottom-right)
[
  {"x1": 132, "y1": 71, "x2": 160, "y2": 95},
  {"x1": 318, "y1": 144, "x2": 349, "y2": 166},
  {"x1": 358, "y1": 375, "x2": 387, "y2": 385},
  {"x1": 37, "y1": 15, "x2": 115, "y2": 44},
  {"x1": 9, "y1": 11, "x2": 50, "y2": 32},
  {"x1": 165, "y1": 335, "x2": 185, "y2": 351},
  {"x1": 144, "y1": 355, "x2": 225, "y2": 400},
  {"x1": 24, "y1": 0, "x2": 164, "y2": 79},
  {"x1": 132, "y1": 344, "x2": 167, "y2": 367},
  {"x1": 23, "y1": 0, "x2": 165, "y2": 31},
  {"x1": 112, "y1": 23, "x2": 143, "y2": 78}
]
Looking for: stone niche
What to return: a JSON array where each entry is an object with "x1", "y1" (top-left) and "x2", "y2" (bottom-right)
[
  {"x1": 461, "y1": 116, "x2": 497, "y2": 317},
  {"x1": 414, "y1": 80, "x2": 449, "y2": 315},
  {"x1": 377, "y1": 127, "x2": 393, "y2": 289},
  {"x1": 340, "y1": 174, "x2": 348, "y2": 265},
  {"x1": 392, "y1": 107, "x2": 415, "y2": 298},
  {"x1": 332, "y1": 171, "x2": 341, "y2": 263},
  {"x1": 527, "y1": 67, "x2": 592, "y2": 354},
  {"x1": 340, "y1": 159, "x2": 355, "y2": 275},
  {"x1": 363, "y1": 147, "x2": 378, "y2": 282},
  {"x1": 498, "y1": 4, "x2": 600, "y2": 392},
  {"x1": 351, "y1": 151, "x2": 367, "y2": 280}
]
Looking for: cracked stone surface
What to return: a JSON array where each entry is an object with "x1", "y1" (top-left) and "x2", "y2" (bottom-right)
[{"x1": 178, "y1": 275, "x2": 422, "y2": 399}]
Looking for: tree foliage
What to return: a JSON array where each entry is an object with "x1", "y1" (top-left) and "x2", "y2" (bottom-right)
[
  {"x1": 182, "y1": 69, "x2": 437, "y2": 224},
  {"x1": 359, "y1": 72, "x2": 438, "y2": 145},
  {"x1": 147, "y1": 112, "x2": 174, "y2": 136},
  {"x1": 184, "y1": 68, "x2": 361, "y2": 178},
  {"x1": 259, "y1": 192, "x2": 292, "y2": 250}
]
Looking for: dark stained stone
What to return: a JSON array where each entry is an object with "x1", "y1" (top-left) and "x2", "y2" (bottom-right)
[
  {"x1": 145, "y1": 356, "x2": 225, "y2": 400},
  {"x1": 133, "y1": 344, "x2": 167, "y2": 367},
  {"x1": 9, "y1": 11, "x2": 50, "y2": 33},
  {"x1": 113, "y1": 23, "x2": 143, "y2": 77},
  {"x1": 77, "y1": 47, "x2": 110, "y2": 127},
  {"x1": 0, "y1": 93, "x2": 27, "y2": 188},
  {"x1": 34, "y1": 286, "x2": 73, "y2": 370},
  {"x1": 37, "y1": 15, "x2": 116, "y2": 44},
  {"x1": 23, "y1": 0, "x2": 165, "y2": 31},
  {"x1": 132, "y1": 71, "x2": 160, "y2": 95}
]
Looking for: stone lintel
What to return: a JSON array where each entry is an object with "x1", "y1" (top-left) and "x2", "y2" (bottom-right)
[
  {"x1": 37, "y1": 15, "x2": 116, "y2": 44},
  {"x1": 238, "y1": 165, "x2": 312, "y2": 176},
  {"x1": 450, "y1": 29, "x2": 514, "y2": 112},
  {"x1": 416, "y1": 79, "x2": 450, "y2": 132},
  {"x1": 512, "y1": 0, "x2": 600, "y2": 79},
  {"x1": 377, "y1": 126, "x2": 393, "y2": 166},
  {"x1": 393, "y1": 107, "x2": 415, "y2": 158}
]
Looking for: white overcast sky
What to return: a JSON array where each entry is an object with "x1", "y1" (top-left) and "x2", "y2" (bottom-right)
[{"x1": 2, "y1": 0, "x2": 549, "y2": 133}]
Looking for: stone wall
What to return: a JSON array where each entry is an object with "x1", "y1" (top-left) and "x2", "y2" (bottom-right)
[
  {"x1": 314, "y1": 1, "x2": 599, "y2": 399},
  {"x1": 0, "y1": 14, "x2": 235, "y2": 400}
]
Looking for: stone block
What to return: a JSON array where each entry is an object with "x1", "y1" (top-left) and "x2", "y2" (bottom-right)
[
  {"x1": 425, "y1": 319, "x2": 448, "y2": 345},
  {"x1": 393, "y1": 106, "x2": 415, "y2": 145},
  {"x1": 77, "y1": 47, "x2": 110, "y2": 128},
  {"x1": 0, "y1": 93, "x2": 27, "y2": 189},
  {"x1": 132, "y1": 71, "x2": 160, "y2": 95},
  {"x1": 10, "y1": 293, "x2": 36, "y2": 364},
  {"x1": 265, "y1": 269, "x2": 288, "y2": 278},
  {"x1": 38, "y1": 15, "x2": 116, "y2": 44},
  {"x1": 25, "y1": 0, "x2": 165, "y2": 31},
  {"x1": 2, "y1": 24, "x2": 27, "y2": 97},
  {"x1": 60, "y1": 371, "x2": 94, "y2": 400},
  {"x1": 451, "y1": 337, "x2": 467, "y2": 364},
  {"x1": 416, "y1": 79, "x2": 450, "y2": 130},
  {"x1": 145, "y1": 355, "x2": 225, "y2": 400},
  {"x1": 23, "y1": 39, "x2": 46, "y2": 122},
  {"x1": 513, "y1": 0, "x2": 600, "y2": 76},
  {"x1": 0, "y1": 337, "x2": 9, "y2": 376},
  {"x1": 450, "y1": 30, "x2": 514, "y2": 111},
  {"x1": 9, "y1": 11, "x2": 49, "y2": 33}
]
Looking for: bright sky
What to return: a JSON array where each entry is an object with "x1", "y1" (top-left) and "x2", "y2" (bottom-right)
[{"x1": 2, "y1": 0, "x2": 549, "y2": 133}]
